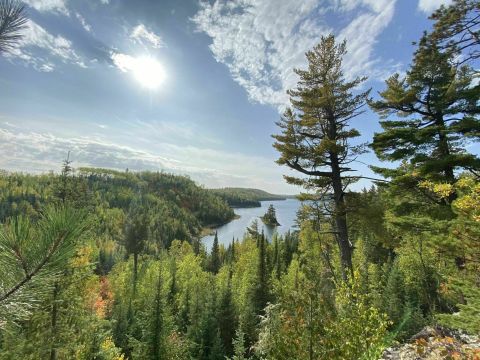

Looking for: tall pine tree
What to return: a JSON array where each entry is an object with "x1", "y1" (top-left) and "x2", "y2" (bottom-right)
[
  {"x1": 273, "y1": 34, "x2": 370, "y2": 279},
  {"x1": 209, "y1": 231, "x2": 221, "y2": 274},
  {"x1": 370, "y1": 39, "x2": 479, "y2": 188}
]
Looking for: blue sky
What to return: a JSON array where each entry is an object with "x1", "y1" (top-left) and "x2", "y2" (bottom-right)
[{"x1": 0, "y1": 0, "x2": 455, "y2": 193}]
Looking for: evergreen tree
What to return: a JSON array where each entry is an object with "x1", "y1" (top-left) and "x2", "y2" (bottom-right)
[
  {"x1": 0, "y1": 0, "x2": 27, "y2": 54},
  {"x1": 217, "y1": 279, "x2": 236, "y2": 357},
  {"x1": 150, "y1": 263, "x2": 166, "y2": 360},
  {"x1": 0, "y1": 207, "x2": 89, "y2": 326},
  {"x1": 261, "y1": 204, "x2": 280, "y2": 226},
  {"x1": 209, "y1": 231, "x2": 221, "y2": 274},
  {"x1": 272, "y1": 235, "x2": 281, "y2": 280},
  {"x1": 246, "y1": 219, "x2": 260, "y2": 240},
  {"x1": 273, "y1": 35, "x2": 370, "y2": 279},
  {"x1": 254, "y1": 232, "x2": 269, "y2": 314},
  {"x1": 427, "y1": 0, "x2": 479, "y2": 65},
  {"x1": 230, "y1": 328, "x2": 246, "y2": 360},
  {"x1": 124, "y1": 204, "x2": 148, "y2": 297},
  {"x1": 370, "y1": 39, "x2": 479, "y2": 188}
]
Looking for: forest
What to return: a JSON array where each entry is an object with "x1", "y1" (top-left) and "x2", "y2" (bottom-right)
[
  {"x1": 209, "y1": 188, "x2": 287, "y2": 208},
  {"x1": 0, "y1": 0, "x2": 479, "y2": 359}
]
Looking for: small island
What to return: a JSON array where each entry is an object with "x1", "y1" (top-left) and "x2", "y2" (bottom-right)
[{"x1": 261, "y1": 204, "x2": 281, "y2": 226}]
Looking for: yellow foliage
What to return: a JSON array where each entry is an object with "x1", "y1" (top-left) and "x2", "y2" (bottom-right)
[{"x1": 100, "y1": 337, "x2": 125, "y2": 360}]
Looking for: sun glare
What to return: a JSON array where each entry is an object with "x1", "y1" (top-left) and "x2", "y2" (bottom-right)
[{"x1": 132, "y1": 56, "x2": 166, "y2": 90}]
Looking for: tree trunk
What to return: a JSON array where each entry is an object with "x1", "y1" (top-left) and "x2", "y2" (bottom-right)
[
  {"x1": 436, "y1": 117, "x2": 455, "y2": 185},
  {"x1": 330, "y1": 151, "x2": 353, "y2": 280}
]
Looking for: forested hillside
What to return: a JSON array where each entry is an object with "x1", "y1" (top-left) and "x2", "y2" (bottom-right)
[
  {"x1": 0, "y1": 0, "x2": 479, "y2": 359},
  {"x1": 0, "y1": 167, "x2": 234, "y2": 248},
  {"x1": 209, "y1": 188, "x2": 288, "y2": 208}
]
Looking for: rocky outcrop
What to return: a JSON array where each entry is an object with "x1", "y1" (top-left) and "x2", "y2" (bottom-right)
[{"x1": 380, "y1": 326, "x2": 480, "y2": 359}]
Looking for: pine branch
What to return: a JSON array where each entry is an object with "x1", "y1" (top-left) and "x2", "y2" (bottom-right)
[{"x1": 0, "y1": 0, "x2": 27, "y2": 54}]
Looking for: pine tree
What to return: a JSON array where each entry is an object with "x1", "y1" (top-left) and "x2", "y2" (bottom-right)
[
  {"x1": 254, "y1": 232, "x2": 269, "y2": 315},
  {"x1": 427, "y1": 0, "x2": 479, "y2": 65},
  {"x1": 217, "y1": 279, "x2": 236, "y2": 357},
  {"x1": 0, "y1": 0, "x2": 27, "y2": 54},
  {"x1": 261, "y1": 204, "x2": 280, "y2": 226},
  {"x1": 151, "y1": 263, "x2": 165, "y2": 360},
  {"x1": 0, "y1": 207, "x2": 89, "y2": 327},
  {"x1": 209, "y1": 231, "x2": 221, "y2": 274},
  {"x1": 231, "y1": 328, "x2": 246, "y2": 360},
  {"x1": 124, "y1": 203, "x2": 148, "y2": 298},
  {"x1": 370, "y1": 39, "x2": 479, "y2": 188},
  {"x1": 273, "y1": 35, "x2": 370, "y2": 279},
  {"x1": 272, "y1": 235, "x2": 281, "y2": 280}
]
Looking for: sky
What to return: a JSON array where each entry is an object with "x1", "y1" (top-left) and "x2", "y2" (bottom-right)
[{"x1": 0, "y1": 0, "x2": 457, "y2": 194}]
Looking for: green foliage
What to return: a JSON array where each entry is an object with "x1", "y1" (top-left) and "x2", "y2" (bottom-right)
[
  {"x1": 273, "y1": 34, "x2": 371, "y2": 278},
  {"x1": 437, "y1": 279, "x2": 480, "y2": 334},
  {"x1": 370, "y1": 31, "x2": 479, "y2": 185},
  {"x1": 260, "y1": 204, "x2": 280, "y2": 226},
  {"x1": 0, "y1": 0, "x2": 27, "y2": 54},
  {"x1": 209, "y1": 231, "x2": 221, "y2": 274},
  {"x1": 427, "y1": 0, "x2": 479, "y2": 64},
  {"x1": 2, "y1": 9, "x2": 480, "y2": 357},
  {"x1": 0, "y1": 206, "x2": 89, "y2": 326},
  {"x1": 210, "y1": 188, "x2": 287, "y2": 208}
]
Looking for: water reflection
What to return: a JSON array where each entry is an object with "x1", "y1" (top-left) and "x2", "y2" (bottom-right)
[{"x1": 201, "y1": 198, "x2": 301, "y2": 250}]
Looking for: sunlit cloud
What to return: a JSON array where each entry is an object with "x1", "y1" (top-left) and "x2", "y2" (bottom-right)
[
  {"x1": 111, "y1": 53, "x2": 166, "y2": 89},
  {"x1": 130, "y1": 24, "x2": 164, "y2": 49}
]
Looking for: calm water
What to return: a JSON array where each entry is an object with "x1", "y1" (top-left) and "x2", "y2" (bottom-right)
[{"x1": 202, "y1": 199, "x2": 301, "y2": 249}]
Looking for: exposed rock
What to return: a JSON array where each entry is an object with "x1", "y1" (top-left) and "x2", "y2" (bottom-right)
[{"x1": 380, "y1": 326, "x2": 480, "y2": 359}]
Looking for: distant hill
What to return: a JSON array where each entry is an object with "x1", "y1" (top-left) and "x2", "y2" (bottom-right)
[{"x1": 209, "y1": 187, "x2": 294, "y2": 208}]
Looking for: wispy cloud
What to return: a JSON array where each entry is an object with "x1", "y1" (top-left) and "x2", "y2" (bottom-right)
[
  {"x1": 75, "y1": 12, "x2": 92, "y2": 33},
  {"x1": 192, "y1": 0, "x2": 398, "y2": 110},
  {"x1": 417, "y1": 0, "x2": 452, "y2": 14},
  {"x1": 130, "y1": 24, "x2": 164, "y2": 49},
  {"x1": 5, "y1": 20, "x2": 86, "y2": 71},
  {"x1": 22, "y1": 0, "x2": 69, "y2": 15}
]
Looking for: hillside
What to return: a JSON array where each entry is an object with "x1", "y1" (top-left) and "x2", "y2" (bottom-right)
[
  {"x1": 209, "y1": 187, "x2": 291, "y2": 208},
  {"x1": 0, "y1": 168, "x2": 235, "y2": 249}
]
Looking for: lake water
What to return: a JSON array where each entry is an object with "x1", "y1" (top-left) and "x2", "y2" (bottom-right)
[{"x1": 202, "y1": 199, "x2": 301, "y2": 249}]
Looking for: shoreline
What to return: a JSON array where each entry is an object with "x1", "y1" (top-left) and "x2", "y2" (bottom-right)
[{"x1": 200, "y1": 213, "x2": 241, "y2": 237}]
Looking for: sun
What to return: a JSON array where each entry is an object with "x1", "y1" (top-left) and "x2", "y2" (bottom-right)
[{"x1": 131, "y1": 56, "x2": 166, "y2": 90}]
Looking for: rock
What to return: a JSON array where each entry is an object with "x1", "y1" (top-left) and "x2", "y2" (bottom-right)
[{"x1": 379, "y1": 326, "x2": 480, "y2": 359}]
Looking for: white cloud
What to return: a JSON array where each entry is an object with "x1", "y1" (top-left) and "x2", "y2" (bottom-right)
[
  {"x1": 418, "y1": 0, "x2": 453, "y2": 14},
  {"x1": 5, "y1": 20, "x2": 86, "y2": 71},
  {"x1": 23, "y1": 0, "x2": 69, "y2": 15},
  {"x1": 110, "y1": 52, "x2": 136, "y2": 72},
  {"x1": 192, "y1": 0, "x2": 397, "y2": 110},
  {"x1": 75, "y1": 13, "x2": 92, "y2": 33},
  {"x1": 99, "y1": 0, "x2": 109, "y2": 4},
  {"x1": 0, "y1": 125, "x2": 296, "y2": 192},
  {"x1": 130, "y1": 24, "x2": 164, "y2": 49},
  {"x1": 338, "y1": 1, "x2": 396, "y2": 79}
]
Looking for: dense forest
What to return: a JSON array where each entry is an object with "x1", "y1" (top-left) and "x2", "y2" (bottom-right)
[
  {"x1": 0, "y1": 0, "x2": 479, "y2": 359},
  {"x1": 209, "y1": 188, "x2": 288, "y2": 208}
]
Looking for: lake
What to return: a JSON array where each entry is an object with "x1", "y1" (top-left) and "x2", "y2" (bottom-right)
[{"x1": 201, "y1": 198, "x2": 301, "y2": 249}]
